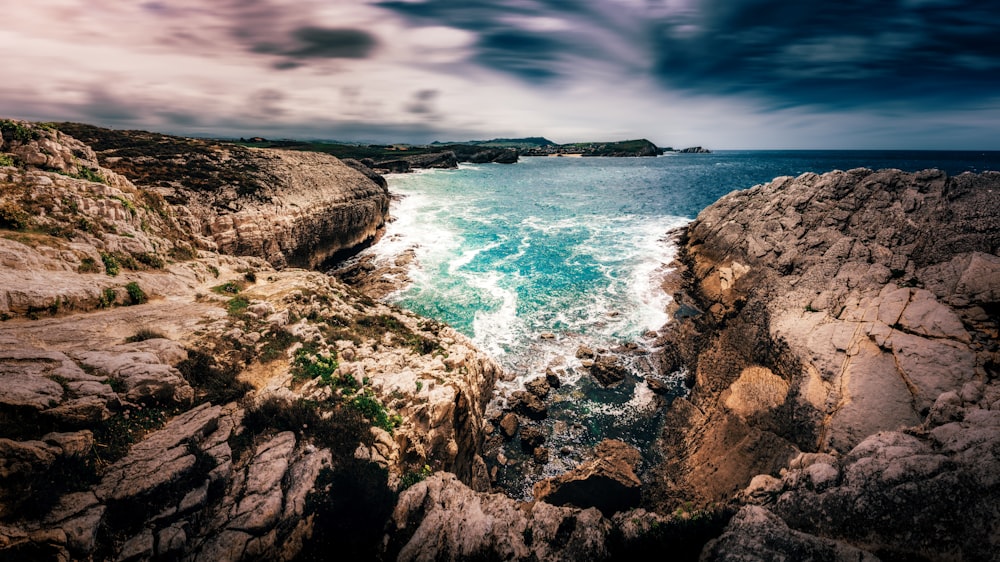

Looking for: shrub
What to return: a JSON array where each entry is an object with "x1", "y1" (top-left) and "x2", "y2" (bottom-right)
[
  {"x1": 242, "y1": 396, "x2": 372, "y2": 456},
  {"x1": 98, "y1": 287, "x2": 117, "y2": 308},
  {"x1": 78, "y1": 256, "x2": 100, "y2": 273},
  {"x1": 292, "y1": 347, "x2": 341, "y2": 387},
  {"x1": 125, "y1": 328, "x2": 166, "y2": 343},
  {"x1": 0, "y1": 153, "x2": 15, "y2": 167},
  {"x1": 399, "y1": 464, "x2": 433, "y2": 491},
  {"x1": 0, "y1": 119, "x2": 40, "y2": 143},
  {"x1": 350, "y1": 391, "x2": 400, "y2": 433},
  {"x1": 101, "y1": 252, "x2": 120, "y2": 276},
  {"x1": 259, "y1": 329, "x2": 298, "y2": 363},
  {"x1": 0, "y1": 201, "x2": 31, "y2": 230},
  {"x1": 135, "y1": 252, "x2": 165, "y2": 269},
  {"x1": 72, "y1": 167, "x2": 106, "y2": 184},
  {"x1": 125, "y1": 282, "x2": 147, "y2": 305}
]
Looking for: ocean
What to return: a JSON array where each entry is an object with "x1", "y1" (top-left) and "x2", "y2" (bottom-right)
[{"x1": 359, "y1": 150, "x2": 1000, "y2": 496}]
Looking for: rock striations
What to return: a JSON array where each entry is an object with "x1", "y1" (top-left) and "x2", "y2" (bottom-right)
[{"x1": 651, "y1": 167, "x2": 1000, "y2": 560}]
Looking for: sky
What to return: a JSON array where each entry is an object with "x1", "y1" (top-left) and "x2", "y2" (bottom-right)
[{"x1": 1, "y1": 0, "x2": 999, "y2": 149}]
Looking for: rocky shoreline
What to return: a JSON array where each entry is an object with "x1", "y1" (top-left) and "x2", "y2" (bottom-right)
[{"x1": 2, "y1": 119, "x2": 998, "y2": 560}]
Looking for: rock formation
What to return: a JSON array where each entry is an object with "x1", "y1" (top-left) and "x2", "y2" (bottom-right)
[
  {"x1": 0, "y1": 120, "x2": 499, "y2": 560},
  {"x1": 52, "y1": 122, "x2": 391, "y2": 270},
  {"x1": 651, "y1": 168, "x2": 1000, "y2": 559}
]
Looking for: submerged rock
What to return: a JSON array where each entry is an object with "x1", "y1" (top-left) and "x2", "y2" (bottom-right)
[{"x1": 589, "y1": 354, "x2": 628, "y2": 387}]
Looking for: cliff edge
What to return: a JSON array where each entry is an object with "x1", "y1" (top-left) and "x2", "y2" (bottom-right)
[{"x1": 651, "y1": 168, "x2": 1000, "y2": 560}]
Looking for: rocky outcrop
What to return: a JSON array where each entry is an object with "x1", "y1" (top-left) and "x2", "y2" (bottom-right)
[
  {"x1": 51, "y1": 122, "x2": 391, "y2": 270},
  {"x1": 533, "y1": 439, "x2": 642, "y2": 516},
  {"x1": 0, "y1": 120, "x2": 500, "y2": 561},
  {"x1": 650, "y1": 168, "x2": 1000, "y2": 559},
  {"x1": 677, "y1": 146, "x2": 711, "y2": 153},
  {"x1": 385, "y1": 472, "x2": 613, "y2": 561}
]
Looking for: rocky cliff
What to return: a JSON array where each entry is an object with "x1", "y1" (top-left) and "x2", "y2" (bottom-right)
[
  {"x1": 0, "y1": 120, "x2": 499, "y2": 560},
  {"x1": 52, "y1": 123, "x2": 390, "y2": 269},
  {"x1": 649, "y1": 168, "x2": 1000, "y2": 560}
]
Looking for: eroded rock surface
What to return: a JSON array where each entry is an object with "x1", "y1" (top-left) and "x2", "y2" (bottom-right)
[{"x1": 652, "y1": 168, "x2": 1000, "y2": 560}]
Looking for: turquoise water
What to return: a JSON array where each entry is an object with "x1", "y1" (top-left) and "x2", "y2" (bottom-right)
[{"x1": 360, "y1": 150, "x2": 1000, "y2": 495}]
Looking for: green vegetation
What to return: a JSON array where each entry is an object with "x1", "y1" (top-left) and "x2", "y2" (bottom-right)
[
  {"x1": 0, "y1": 154, "x2": 15, "y2": 167},
  {"x1": 78, "y1": 256, "x2": 100, "y2": 273},
  {"x1": 99, "y1": 287, "x2": 117, "y2": 308},
  {"x1": 135, "y1": 252, "x2": 165, "y2": 269},
  {"x1": 0, "y1": 119, "x2": 41, "y2": 142},
  {"x1": 399, "y1": 464, "x2": 433, "y2": 491},
  {"x1": 125, "y1": 282, "x2": 147, "y2": 305},
  {"x1": 324, "y1": 314, "x2": 442, "y2": 356},
  {"x1": 69, "y1": 167, "x2": 106, "y2": 184},
  {"x1": 101, "y1": 252, "x2": 120, "y2": 276},
  {"x1": 212, "y1": 280, "x2": 246, "y2": 295},
  {"x1": 0, "y1": 201, "x2": 31, "y2": 230},
  {"x1": 350, "y1": 391, "x2": 402, "y2": 433},
  {"x1": 226, "y1": 295, "x2": 249, "y2": 316}
]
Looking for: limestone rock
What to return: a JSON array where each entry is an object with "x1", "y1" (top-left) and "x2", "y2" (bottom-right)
[
  {"x1": 702, "y1": 506, "x2": 878, "y2": 562},
  {"x1": 510, "y1": 390, "x2": 547, "y2": 420},
  {"x1": 533, "y1": 440, "x2": 642, "y2": 516},
  {"x1": 525, "y1": 376, "x2": 550, "y2": 398},
  {"x1": 386, "y1": 472, "x2": 612, "y2": 561}
]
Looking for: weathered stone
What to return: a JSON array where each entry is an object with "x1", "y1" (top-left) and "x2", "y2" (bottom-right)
[
  {"x1": 703, "y1": 506, "x2": 879, "y2": 562},
  {"x1": 533, "y1": 440, "x2": 642, "y2": 516},
  {"x1": 525, "y1": 376, "x2": 550, "y2": 398},
  {"x1": 589, "y1": 354, "x2": 628, "y2": 387},
  {"x1": 520, "y1": 425, "x2": 546, "y2": 452},
  {"x1": 386, "y1": 473, "x2": 611, "y2": 562},
  {"x1": 498, "y1": 413, "x2": 519, "y2": 440},
  {"x1": 510, "y1": 390, "x2": 547, "y2": 420}
]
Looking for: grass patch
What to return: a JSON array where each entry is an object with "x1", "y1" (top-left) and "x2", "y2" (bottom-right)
[
  {"x1": 226, "y1": 295, "x2": 250, "y2": 317},
  {"x1": 0, "y1": 153, "x2": 15, "y2": 167},
  {"x1": 135, "y1": 252, "x2": 165, "y2": 269},
  {"x1": 212, "y1": 280, "x2": 246, "y2": 295}
]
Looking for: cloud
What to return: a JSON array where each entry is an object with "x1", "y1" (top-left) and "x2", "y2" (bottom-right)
[
  {"x1": 380, "y1": 0, "x2": 1000, "y2": 109},
  {"x1": 254, "y1": 26, "x2": 377, "y2": 60}
]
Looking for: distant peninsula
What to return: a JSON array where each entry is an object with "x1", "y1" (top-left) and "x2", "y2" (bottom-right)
[{"x1": 234, "y1": 136, "x2": 709, "y2": 174}]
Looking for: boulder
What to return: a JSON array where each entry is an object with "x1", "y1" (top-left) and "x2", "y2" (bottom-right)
[
  {"x1": 525, "y1": 376, "x2": 550, "y2": 398},
  {"x1": 498, "y1": 413, "x2": 519, "y2": 440},
  {"x1": 532, "y1": 440, "x2": 642, "y2": 516},
  {"x1": 589, "y1": 354, "x2": 628, "y2": 387},
  {"x1": 510, "y1": 390, "x2": 547, "y2": 420}
]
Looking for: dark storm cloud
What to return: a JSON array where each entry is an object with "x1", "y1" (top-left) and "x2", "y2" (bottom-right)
[
  {"x1": 379, "y1": 0, "x2": 1000, "y2": 107},
  {"x1": 251, "y1": 27, "x2": 376, "y2": 60}
]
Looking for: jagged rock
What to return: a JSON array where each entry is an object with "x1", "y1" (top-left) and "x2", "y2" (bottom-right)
[
  {"x1": 525, "y1": 376, "x2": 550, "y2": 398},
  {"x1": 702, "y1": 506, "x2": 878, "y2": 562},
  {"x1": 498, "y1": 413, "x2": 519, "y2": 440},
  {"x1": 520, "y1": 425, "x2": 546, "y2": 452},
  {"x1": 651, "y1": 168, "x2": 1000, "y2": 559},
  {"x1": 589, "y1": 354, "x2": 628, "y2": 387},
  {"x1": 385, "y1": 472, "x2": 612, "y2": 561},
  {"x1": 575, "y1": 346, "x2": 595, "y2": 359},
  {"x1": 509, "y1": 390, "x2": 547, "y2": 420},
  {"x1": 678, "y1": 146, "x2": 711, "y2": 153},
  {"x1": 544, "y1": 369, "x2": 561, "y2": 389},
  {"x1": 533, "y1": 440, "x2": 642, "y2": 516},
  {"x1": 97, "y1": 403, "x2": 224, "y2": 502}
]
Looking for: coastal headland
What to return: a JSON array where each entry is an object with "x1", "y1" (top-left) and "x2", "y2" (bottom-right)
[{"x1": 0, "y1": 119, "x2": 997, "y2": 561}]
